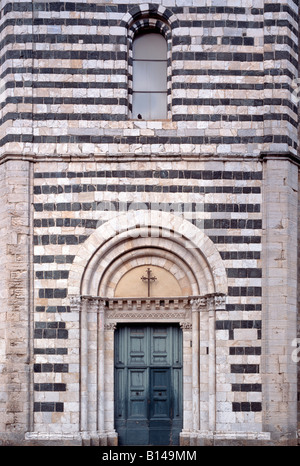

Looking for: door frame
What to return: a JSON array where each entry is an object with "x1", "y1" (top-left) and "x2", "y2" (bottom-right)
[
  {"x1": 74, "y1": 294, "x2": 226, "y2": 445},
  {"x1": 103, "y1": 297, "x2": 193, "y2": 444}
]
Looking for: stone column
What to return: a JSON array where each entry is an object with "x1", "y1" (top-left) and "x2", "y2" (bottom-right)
[
  {"x1": 79, "y1": 296, "x2": 99, "y2": 442},
  {"x1": 87, "y1": 298, "x2": 99, "y2": 437},
  {"x1": 191, "y1": 299, "x2": 200, "y2": 432},
  {"x1": 79, "y1": 297, "x2": 88, "y2": 435},
  {"x1": 209, "y1": 294, "x2": 226, "y2": 434},
  {"x1": 207, "y1": 296, "x2": 216, "y2": 433},
  {"x1": 261, "y1": 156, "x2": 298, "y2": 444},
  {"x1": 97, "y1": 300, "x2": 105, "y2": 435},
  {"x1": 104, "y1": 322, "x2": 118, "y2": 446},
  {"x1": 180, "y1": 321, "x2": 193, "y2": 437}
]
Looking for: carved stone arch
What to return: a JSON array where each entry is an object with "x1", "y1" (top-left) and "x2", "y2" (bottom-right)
[
  {"x1": 98, "y1": 243, "x2": 196, "y2": 298},
  {"x1": 67, "y1": 210, "x2": 228, "y2": 299},
  {"x1": 81, "y1": 231, "x2": 207, "y2": 297},
  {"x1": 120, "y1": 4, "x2": 179, "y2": 31}
]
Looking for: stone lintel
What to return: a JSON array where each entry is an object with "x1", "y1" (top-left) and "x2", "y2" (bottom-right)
[{"x1": 71, "y1": 293, "x2": 226, "y2": 313}]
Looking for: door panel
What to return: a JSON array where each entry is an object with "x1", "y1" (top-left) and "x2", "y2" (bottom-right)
[
  {"x1": 149, "y1": 368, "x2": 171, "y2": 445},
  {"x1": 129, "y1": 327, "x2": 147, "y2": 365},
  {"x1": 128, "y1": 369, "x2": 148, "y2": 418},
  {"x1": 150, "y1": 368, "x2": 170, "y2": 418},
  {"x1": 151, "y1": 327, "x2": 170, "y2": 365},
  {"x1": 114, "y1": 324, "x2": 182, "y2": 446},
  {"x1": 173, "y1": 368, "x2": 182, "y2": 418}
]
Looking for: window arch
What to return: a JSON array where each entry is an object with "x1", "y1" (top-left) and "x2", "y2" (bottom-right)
[
  {"x1": 126, "y1": 15, "x2": 172, "y2": 121},
  {"x1": 132, "y1": 31, "x2": 168, "y2": 120}
]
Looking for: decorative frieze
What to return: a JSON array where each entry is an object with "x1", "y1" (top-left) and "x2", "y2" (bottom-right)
[
  {"x1": 69, "y1": 294, "x2": 226, "y2": 316},
  {"x1": 106, "y1": 296, "x2": 189, "y2": 312}
]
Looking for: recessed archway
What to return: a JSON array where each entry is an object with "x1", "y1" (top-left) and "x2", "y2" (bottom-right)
[{"x1": 67, "y1": 210, "x2": 228, "y2": 445}]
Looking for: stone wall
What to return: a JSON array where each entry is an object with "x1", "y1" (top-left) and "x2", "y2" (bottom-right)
[{"x1": 0, "y1": 0, "x2": 298, "y2": 445}]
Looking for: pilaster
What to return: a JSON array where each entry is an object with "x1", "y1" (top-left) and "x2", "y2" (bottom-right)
[
  {"x1": 0, "y1": 160, "x2": 33, "y2": 443},
  {"x1": 261, "y1": 156, "x2": 298, "y2": 443}
]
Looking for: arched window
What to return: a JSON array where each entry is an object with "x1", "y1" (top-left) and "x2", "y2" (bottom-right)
[{"x1": 132, "y1": 32, "x2": 168, "y2": 120}]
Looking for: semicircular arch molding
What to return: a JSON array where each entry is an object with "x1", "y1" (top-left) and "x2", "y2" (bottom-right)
[
  {"x1": 120, "y1": 4, "x2": 178, "y2": 31},
  {"x1": 67, "y1": 210, "x2": 228, "y2": 299},
  {"x1": 97, "y1": 241, "x2": 198, "y2": 297}
]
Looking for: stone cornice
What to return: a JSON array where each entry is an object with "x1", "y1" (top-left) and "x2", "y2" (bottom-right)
[
  {"x1": 0, "y1": 152, "x2": 265, "y2": 164},
  {"x1": 260, "y1": 151, "x2": 300, "y2": 167},
  {"x1": 2, "y1": 151, "x2": 299, "y2": 165}
]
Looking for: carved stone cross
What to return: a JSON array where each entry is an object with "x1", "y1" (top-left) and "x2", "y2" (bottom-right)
[{"x1": 141, "y1": 267, "x2": 157, "y2": 297}]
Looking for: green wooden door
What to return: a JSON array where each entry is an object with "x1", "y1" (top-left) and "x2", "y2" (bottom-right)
[{"x1": 114, "y1": 324, "x2": 183, "y2": 446}]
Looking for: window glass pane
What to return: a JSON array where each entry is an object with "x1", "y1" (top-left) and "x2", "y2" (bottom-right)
[
  {"x1": 133, "y1": 33, "x2": 167, "y2": 60},
  {"x1": 132, "y1": 92, "x2": 167, "y2": 120},
  {"x1": 132, "y1": 61, "x2": 167, "y2": 92},
  {"x1": 131, "y1": 32, "x2": 168, "y2": 120},
  {"x1": 132, "y1": 93, "x2": 151, "y2": 120},
  {"x1": 148, "y1": 92, "x2": 167, "y2": 119}
]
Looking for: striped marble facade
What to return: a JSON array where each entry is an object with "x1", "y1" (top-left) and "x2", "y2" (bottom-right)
[
  {"x1": 0, "y1": 0, "x2": 299, "y2": 446},
  {"x1": 0, "y1": 1, "x2": 298, "y2": 158}
]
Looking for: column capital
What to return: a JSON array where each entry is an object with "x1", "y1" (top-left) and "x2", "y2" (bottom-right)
[
  {"x1": 190, "y1": 297, "x2": 207, "y2": 310},
  {"x1": 180, "y1": 322, "x2": 192, "y2": 331},
  {"x1": 104, "y1": 323, "x2": 117, "y2": 331},
  {"x1": 69, "y1": 295, "x2": 81, "y2": 312},
  {"x1": 190, "y1": 294, "x2": 226, "y2": 311}
]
